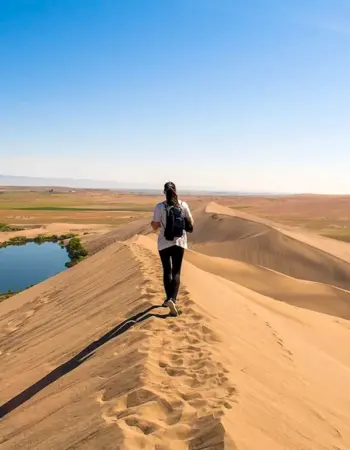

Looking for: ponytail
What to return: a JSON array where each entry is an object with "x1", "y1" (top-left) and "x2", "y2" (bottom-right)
[{"x1": 164, "y1": 181, "x2": 179, "y2": 206}]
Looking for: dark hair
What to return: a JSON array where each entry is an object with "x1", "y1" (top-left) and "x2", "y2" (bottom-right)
[{"x1": 164, "y1": 181, "x2": 179, "y2": 206}]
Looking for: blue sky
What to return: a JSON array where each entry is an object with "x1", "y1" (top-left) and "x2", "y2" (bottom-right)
[{"x1": 0, "y1": 0, "x2": 349, "y2": 193}]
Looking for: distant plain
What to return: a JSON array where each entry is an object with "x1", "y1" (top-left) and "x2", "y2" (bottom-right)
[{"x1": 0, "y1": 187, "x2": 349, "y2": 242}]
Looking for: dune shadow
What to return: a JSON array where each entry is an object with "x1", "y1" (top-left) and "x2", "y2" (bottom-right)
[{"x1": 0, "y1": 305, "x2": 169, "y2": 419}]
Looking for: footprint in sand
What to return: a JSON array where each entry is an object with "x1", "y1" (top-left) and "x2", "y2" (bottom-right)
[
  {"x1": 5, "y1": 321, "x2": 21, "y2": 333},
  {"x1": 25, "y1": 309, "x2": 35, "y2": 318},
  {"x1": 124, "y1": 416, "x2": 159, "y2": 435}
]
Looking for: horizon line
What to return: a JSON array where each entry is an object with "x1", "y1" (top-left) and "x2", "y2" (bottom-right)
[{"x1": 1, "y1": 174, "x2": 347, "y2": 196}]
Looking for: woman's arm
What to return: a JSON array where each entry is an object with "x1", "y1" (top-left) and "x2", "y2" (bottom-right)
[
  {"x1": 184, "y1": 202, "x2": 194, "y2": 225},
  {"x1": 151, "y1": 221, "x2": 161, "y2": 230},
  {"x1": 151, "y1": 204, "x2": 161, "y2": 231}
]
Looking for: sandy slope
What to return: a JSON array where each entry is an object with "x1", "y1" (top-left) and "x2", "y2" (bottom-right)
[
  {"x1": 190, "y1": 204, "x2": 350, "y2": 291},
  {"x1": 1, "y1": 205, "x2": 350, "y2": 449},
  {"x1": 1, "y1": 233, "x2": 350, "y2": 449},
  {"x1": 181, "y1": 246, "x2": 350, "y2": 450},
  {"x1": 206, "y1": 202, "x2": 350, "y2": 264},
  {"x1": 0, "y1": 238, "x2": 237, "y2": 449},
  {"x1": 185, "y1": 249, "x2": 350, "y2": 320},
  {"x1": 84, "y1": 216, "x2": 152, "y2": 255}
]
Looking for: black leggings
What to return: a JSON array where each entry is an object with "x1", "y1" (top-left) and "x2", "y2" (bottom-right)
[{"x1": 159, "y1": 245, "x2": 185, "y2": 302}]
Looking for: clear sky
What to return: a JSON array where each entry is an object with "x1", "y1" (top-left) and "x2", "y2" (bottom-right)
[{"x1": 1, "y1": 0, "x2": 349, "y2": 193}]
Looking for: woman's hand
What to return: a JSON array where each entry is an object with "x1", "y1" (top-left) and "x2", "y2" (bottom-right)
[{"x1": 151, "y1": 221, "x2": 161, "y2": 231}]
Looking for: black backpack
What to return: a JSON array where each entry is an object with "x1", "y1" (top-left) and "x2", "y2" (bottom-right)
[{"x1": 164, "y1": 202, "x2": 185, "y2": 241}]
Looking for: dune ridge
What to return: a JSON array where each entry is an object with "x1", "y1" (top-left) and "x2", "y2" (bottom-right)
[
  {"x1": 1, "y1": 203, "x2": 350, "y2": 449},
  {"x1": 206, "y1": 202, "x2": 350, "y2": 263},
  {"x1": 84, "y1": 216, "x2": 152, "y2": 255},
  {"x1": 185, "y1": 249, "x2": 350, "y2": 320},
  {"x1": 190, "y1": 203, "x2": 350, "y2": 291},
  {"x1": 0, "y1": 238, "x2": 236, "y2": 449}
]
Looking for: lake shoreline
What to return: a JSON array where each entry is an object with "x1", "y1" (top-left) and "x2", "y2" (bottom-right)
[
  {"x1": 0, "y1": 291, "x2": 17, "y2": 302},
  {"x1": 0, "y1": 234, "x2": 88, "y2": 265},
  {"x1": 0, "y1": 236, "x2": 88, "y2": 296},
  {"x1": 0, "y1": 233, "x2": 77, "y2": 248}
]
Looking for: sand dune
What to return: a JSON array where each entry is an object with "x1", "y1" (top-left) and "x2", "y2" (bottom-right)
[
  {"x1": 184, "y1": 249, "x2": 350, "y2": 320},
  {"x1": 190, "y1": 204, "x2": 350, "y2": 291},
  {"x1": 84, "y1": 216, "x2": 152, "y2": 255},
  {"x1": 206, "y1": 202, "x2": 350, "y2": 263},
  {"x1": 0, "y1": 238, "x2": 237, "y2": 449},
  {"x1": 1, "y1": 204, "x2": 350, "y2": 449}
]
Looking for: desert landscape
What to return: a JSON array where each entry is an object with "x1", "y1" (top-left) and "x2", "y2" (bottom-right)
[{"x1": 1, "y1": 187, "x2": 350, "y2": 449}]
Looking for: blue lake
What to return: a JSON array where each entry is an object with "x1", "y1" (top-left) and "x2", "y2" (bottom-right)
[{"x1": 0, "y1": 242, "x2": 69, "y2": 293}]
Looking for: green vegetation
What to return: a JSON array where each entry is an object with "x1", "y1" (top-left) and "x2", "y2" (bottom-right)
[
  {"x1": 59, "y1": 233, "x2": 77, "y2": 239},
  {"x1": 4, "y1": 236, "x2": 28, "y2": 246},
  {"x1": 0, "y1": 223, "x2": 24, "y2": 232},
  {"x1": 0, "y1": 191, "x2": 154, "y2": 212},
  {"x1": 0, "y1": 293, "x2": 15, "y2": 302},
  {"x1": 13, "y1": 206, "x2": 153, "y2": 212},
  {"x1": 65, "y1": 237, "x2": 88, "y2": 267},
  {"x1": 0, "y1": 285, "x2": 34, "y2": 302},
  {"x1": 0, "y1": 233, "x2": 76, "y2": 248}
]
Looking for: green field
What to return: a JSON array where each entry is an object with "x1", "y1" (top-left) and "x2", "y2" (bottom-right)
[
  {"x1": 0, "y1": 190, "x2": 154, "y2": 225},
  {"x1": 12, "y1": 206, "x2": 153, "y2": 212},
  {"x1": 228, "y1": 205, "x2": 350, "y2": 244}
]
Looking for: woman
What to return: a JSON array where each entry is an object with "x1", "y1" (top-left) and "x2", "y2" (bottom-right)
[{"x1": 151, "y1": 181, "x2": 194, "y2": 316}]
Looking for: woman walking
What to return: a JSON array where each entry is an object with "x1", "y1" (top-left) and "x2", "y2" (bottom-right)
[{"x1": 151, "y1": 181, "x2": 194, "y2": 316}]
